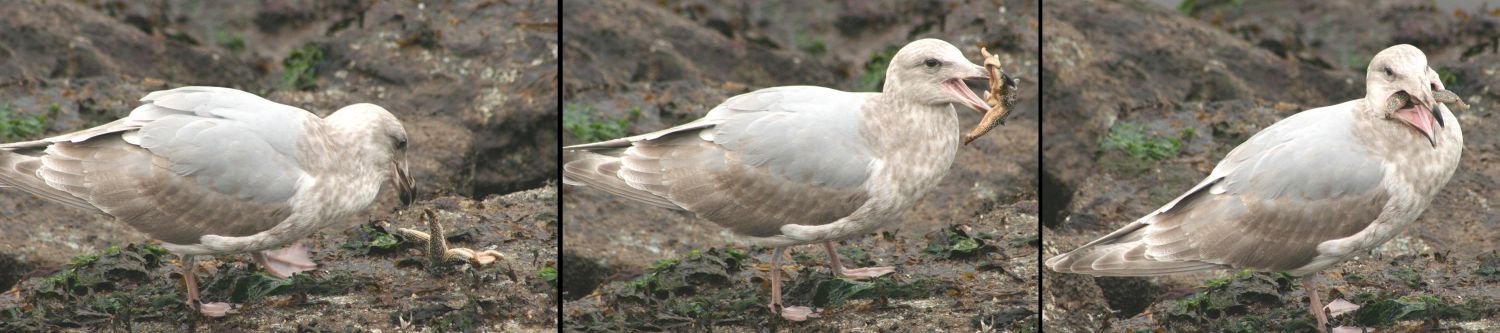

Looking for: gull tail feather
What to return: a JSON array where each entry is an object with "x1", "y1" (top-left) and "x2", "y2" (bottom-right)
[
  {"x1": 562, "y1": 150, "x2": 683, "y2": 211},
  {"x1": 0, "y1": 148, "x2": 101, "y2": 213},
  {"x1": 1047, "y1": 242, "x2": 1226, "y2": 276}
]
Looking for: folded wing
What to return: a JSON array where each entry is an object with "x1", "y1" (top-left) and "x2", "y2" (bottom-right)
[
  {"x1": 1050, "y1": 103, "x2": 1390, "y2": 275},
  {"x1": 564, "y1": 86, "x2": 878, "y2": 237},
  {"x1": 0, "y1": 87, "x2": 310, "y2": 245}
]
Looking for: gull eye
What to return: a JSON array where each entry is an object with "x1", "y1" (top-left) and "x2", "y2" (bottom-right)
[
  {"x1": 923, "y1": 58, "x2": 941, "y2": 68},
  {"x1": 396, "y1": 137, "x2": 408, "y2": 149}
]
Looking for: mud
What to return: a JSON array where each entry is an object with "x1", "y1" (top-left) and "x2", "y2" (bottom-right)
[
  {"x1": 1042, "y1": 0, "x2": 1500, "y2": 331},
  {"x1": 561, "y1": 0, "x2": 1039, "y2": 330}
]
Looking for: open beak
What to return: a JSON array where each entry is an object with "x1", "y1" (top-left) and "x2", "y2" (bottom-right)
[
  {"x1": 944, "y1": 66, "x2": 994, "y2": 114},
  {"x1": 393, "y1": 159, "x2": 415, "y2": 206},
  {"x1": 1428, "y1": 79, "x2": 1450, "y2": 127},
  {"x1": 1391, "y1": 91, "x2": 1438, "y2": 147}
]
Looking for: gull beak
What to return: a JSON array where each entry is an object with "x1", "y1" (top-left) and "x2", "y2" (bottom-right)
[
  {"x1": 944, "y1": 64, "x2": 994, "y2": 114},
  {"x1": 1390, "y1": 90, "x2": 1438, "y2": 147},
  {"x1": 393, "y1": 159, "x2": 415, "y2": 207},
  {"x1": 1427, "y1": 79, "x2": 1447, "y2": 128},
  {"x1": 1428, "y1": 96, "x2": 1444, "y2": 129}
]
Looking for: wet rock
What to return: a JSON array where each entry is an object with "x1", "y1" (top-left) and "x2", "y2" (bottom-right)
[
  {"x1": 923, "y1": 226, "x2": 1000, "y2": 259},
  {"x1": 1350, "y1": 295, "x2": 1477, "y2": 327},
  {"x1": 1165, "y1": 271, "x2": 1288, "y2": 322},
  {"x1": 561, "y1": 251, "x2": 610, "y2": 301},
  {"x1": 0, "y1": 253, "x2": 29, "y2": 292},
  {"x1": 1094, "y1": 277, "x2": 1160, "y2": 318}
]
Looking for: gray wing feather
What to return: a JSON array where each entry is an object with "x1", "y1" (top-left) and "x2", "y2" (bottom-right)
[
  {"x1": 563, "y1": 86, "x2": 877, "y2": 237},
  {"x1": 0, "y1": 152, "x2": 101, "y2": 212},
  {"x1": 562, "y1": 150, "x2": 683, "y2": 210},
  {"x1": 1050, "y1": 103, "x2": 1391, "y2": 275},
  {"x1": 0, "y1": 87, "x2": 308, "y2": 245},
  {"x1": 711, "y1": 87, "x2": 874, "y2": 188}
]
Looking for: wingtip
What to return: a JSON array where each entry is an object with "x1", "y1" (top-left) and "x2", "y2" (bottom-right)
[{"x1": 1044, "y1": 239, "x2": 1234, "y2": 277}]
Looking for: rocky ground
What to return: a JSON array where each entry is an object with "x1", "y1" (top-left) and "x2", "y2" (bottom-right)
[
  {"x1": 1043, "y1": 0, "x2": 1500, "y2": 332},
  {"x1": 561, "y1": 0, "x2": 1039, "y2": 331},
  {"x1": 0, "y1": 0, "x2": 558, "y2": 331}
]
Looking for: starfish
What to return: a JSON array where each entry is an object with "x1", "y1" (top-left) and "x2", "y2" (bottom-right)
[
  {"x1": 1433, "y1": 89, "x2": 1469, "y2": 112},
  {"x1": 396, "y1": 209, "x2": 504, "y2": 267},
  {"x1": 1386, "y1": 90, "x2": 1469, "y2": 115},
  {"x1": 963, "y1": 47, "x2": 1021, "y2": 145}
]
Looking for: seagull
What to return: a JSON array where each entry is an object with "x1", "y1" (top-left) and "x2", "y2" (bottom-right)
[
  {"x1": 563, "y1": 39, "x2": 1008, "y2": 321},
  {"x1": 0, "y1": 86, "x2": 415, "y2": 316},
  {"x1": 1046, "y1": 44, "x2": 1462, "y2": 332}
]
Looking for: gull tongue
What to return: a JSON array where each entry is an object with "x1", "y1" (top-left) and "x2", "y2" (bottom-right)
[
  {"x1": 1397, "y1": 104, "x2": 1436, "y2": 147},
  {"x1": 948, "y1": 79, "x2": 992, "y2": 113}
]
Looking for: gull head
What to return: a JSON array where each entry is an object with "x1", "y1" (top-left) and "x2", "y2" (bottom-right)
[
  {"x1": 326, "y1": 103, "x2": 415, "y2": 206},
  {"x1": 883, "y1": 38, "x2": 992, "y2": 114},
  {"x1": 1366, "y1": 44, "x2": 1443, "y2": 147}
]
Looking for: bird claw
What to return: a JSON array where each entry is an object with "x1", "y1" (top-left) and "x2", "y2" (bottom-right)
[{"x1": 397, "y1": 209, "x2": 504, "y2": 267}]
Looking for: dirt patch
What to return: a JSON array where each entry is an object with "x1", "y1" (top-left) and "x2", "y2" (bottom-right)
[{"x1": 1043, "y1": 0, "x2": 1500, "y2": 331}]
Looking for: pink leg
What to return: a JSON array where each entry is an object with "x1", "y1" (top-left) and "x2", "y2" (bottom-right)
[
  {"x1": 1304, "y1": 276, "x2": 1327, "y2": 333},
  {"x1": 822, "y1": 241, "x2": 894, "y2": 280},
  {"x1": 179, "y1": 255, "x2": 238, "y2": 317},
  {"x1": 253, "y1": 241, "x2": 318, "y2": 278},
  {"x1": 179, "y1": 255, "x2": 199, "y2": 307},
  {"x1": 767, "y1": 246, "x2": 817, "y2": 321}
]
